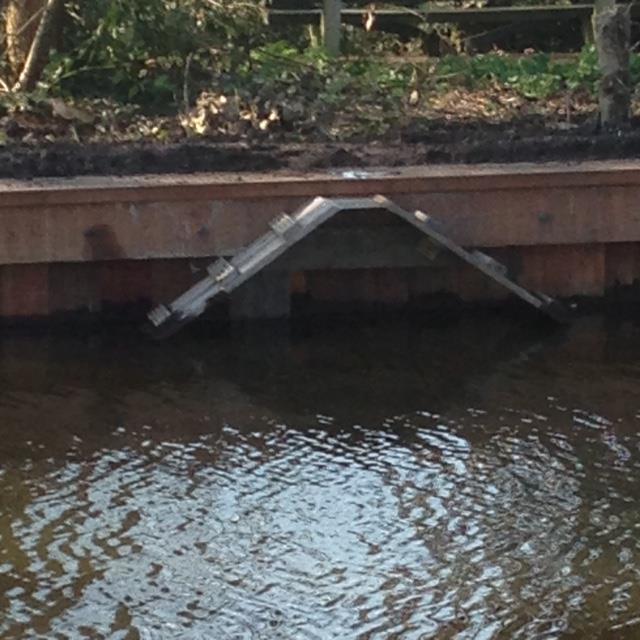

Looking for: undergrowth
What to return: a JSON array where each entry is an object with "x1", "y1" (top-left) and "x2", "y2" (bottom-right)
[{"x1": 1, "y1": 17, "x2": 638, "y2": 144}]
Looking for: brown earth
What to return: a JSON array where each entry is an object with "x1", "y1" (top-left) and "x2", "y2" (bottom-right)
[{"x1": 2, "y1": 116, "x2": 640, "y2": 179}]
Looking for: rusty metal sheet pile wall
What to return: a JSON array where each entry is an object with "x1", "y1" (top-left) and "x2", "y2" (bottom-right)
[{"x1": 1, "y1": 161, "x2": 640, "y2": 319}]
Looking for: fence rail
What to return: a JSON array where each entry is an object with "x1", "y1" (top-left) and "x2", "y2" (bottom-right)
[{"x1": 267, "y1": 3, "x2": 640, "y2": 50}]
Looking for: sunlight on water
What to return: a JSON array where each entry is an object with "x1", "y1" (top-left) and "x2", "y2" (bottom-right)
[{"x1": 2, "y1": 317, "x2": 640, "y2": 639}]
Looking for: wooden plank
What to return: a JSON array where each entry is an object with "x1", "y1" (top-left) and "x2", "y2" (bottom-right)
[
  {"x1": 368, "y1": 270, "x2": 410, "y2": 305},
  {"x1": 0, "y1": 198, "x2": 300, "y2": 265},
  {"x1": 517, "y1": 245, "x2": 606, "y2": 297},
  {"x1": 267, "y1": 221, "x2": 454, "y2": 270},
  {"x1": 605, "y1": 243, "x2": 640, "y2": 287},
  {"x1": 5, "y1": 184, "x2": 640, "y2": 266},
  {"x1": 48, "y1": 263, "x2": 100, "y2": 314},
  {"x1": 150, "y1": 259, "x2": 201, "y2": 305},
  {"x1": 0, "y1": 264, "x2": 49, "y2": 318},
  {"x1": 99, "y1": 261, "x2": 152, "y2": 305},
  {"x1": 304, "y1": 268, "x2": 410, "y2": 305},
  {"x1": 269, "y1": 4, "x2": 640, "y2": 27},
  {"x1": 322, "y1": 0, "x2": 342, "y2": 56},
  {"x1": 6, "y1": 162, "x2": 640, "y2": 209},
  {"x1": 3, "y1": 163, "x2": 640, "y2": 268},
  {"x1": 391, "y1": 185, "x2": 640, "y2": 248},
  {"x1": 230, "y1": 270, "x2": 292, "y2": 320},
  {"x1": 5, "y1": 162, "x2": 640, "y2": 208}
]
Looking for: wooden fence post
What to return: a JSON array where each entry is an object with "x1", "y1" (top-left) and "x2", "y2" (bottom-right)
[
  {"x1": 322, "y1": 0, "x2": 342, "y2": 56},
  {"x1": 593, "y1": 0, "x2": 631, "y2": 128}
]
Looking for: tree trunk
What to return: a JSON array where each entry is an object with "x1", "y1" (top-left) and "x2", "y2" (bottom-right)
[
  {"x1": 5, "y1": 0, "x2": 45, "y2": 79},
  {"x1": 593, "y1": 0, "x2": 631, "y2": 129},
  {"x1": 322, "y1": 0, "x2": 342, "y2": 57},
  {"x1": 11, "y1": 0, "x2": 63, "y2": 92}
]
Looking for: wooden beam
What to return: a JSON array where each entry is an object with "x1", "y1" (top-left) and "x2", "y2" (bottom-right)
[
  {"x1": 268, "y1": 223, "x2": 454, "y2": 270},
  {"x1": 230, "y1": 270, "x2": 292, "y2": 320},
  {"x1": 269, "y1": 4, "x2": 640, "y2": 29},
  {"x1": 5, "y1": 161, "x2": 640, "y2": 208},
  {"x1": 322, "y1": 0, "x2": 342, "y2": 56}
]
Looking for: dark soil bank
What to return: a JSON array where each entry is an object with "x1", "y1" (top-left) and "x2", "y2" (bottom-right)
[{"x1": 2, "y1": 119, "x2": 640, "y2": 179}]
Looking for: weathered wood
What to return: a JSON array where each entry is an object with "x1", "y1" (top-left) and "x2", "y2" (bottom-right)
[
  {"x1": 230, "y1": 270, "x2": 292, "y2": 320},
  {"x1": 269, "y1": 4, "x2": 640, "y2": 28},
  {"x1": 7, "y1": 164, "x2": 640, "y2": 267},
  {"x1": 581, "y1": 13, "x2": 595, "y2": 45},
  {"x1": 267, "y1": 223, "x2": 453, "y2": 271},
  {"x1": 519, "y1": 245, "x2": 606, "y2": 298},
  {"x1": 6, "y1": 162, "x2": 640, "y2": 208},
  {"x1": 322, "y1": 0, "x2": 342, "y2": 56},
  {"x1": 374, "y1": 196, "x2": 569, "y2": 322},
  {"x1": 594, "y1": 1, "x2": 631, "y2": 128},
  {"x1": 0, "y1": 263, "x2": 50, "y2": 318}
]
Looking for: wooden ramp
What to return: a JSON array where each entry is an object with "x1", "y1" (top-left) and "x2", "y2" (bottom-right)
[{"x1": 147, "y1": 195, "x2": 569, "y2": 338}]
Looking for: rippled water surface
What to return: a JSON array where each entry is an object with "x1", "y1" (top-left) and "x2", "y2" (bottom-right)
[{"x1": 3, "y1": 317, "x2": 640, "y2": 639}]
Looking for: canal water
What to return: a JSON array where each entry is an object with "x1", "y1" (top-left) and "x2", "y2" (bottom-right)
[{"x1": 2, "y1": 316, "x2": 640, "y2": 639}]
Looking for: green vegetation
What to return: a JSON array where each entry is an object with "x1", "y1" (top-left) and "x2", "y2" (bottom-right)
[
  {"x1": 45, "y1": 0, "x2": 268, "y2": 106},
  {"x1": 0, "y1": 1, "x2": 636, "y2": 144}
]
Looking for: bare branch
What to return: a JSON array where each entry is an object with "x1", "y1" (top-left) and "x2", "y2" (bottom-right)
[
  {"x1": 12, "y1": 0, "x2": 63, "y2": 92},
  {"x1": 0, "y1": 5, "x2": 45, "y2": 52}
]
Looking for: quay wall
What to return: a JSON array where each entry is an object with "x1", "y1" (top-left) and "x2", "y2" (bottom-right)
[{"x1": 2, "y1": 161, "x2": 640, "y2": 320}]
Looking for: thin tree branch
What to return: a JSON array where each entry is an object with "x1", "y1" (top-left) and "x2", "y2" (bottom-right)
[
  {"x1": 183, "y1": 52, "x2": 194, "y2": 113},
  {"x1": 0, "y1": 5, "x2": 45, "y2": 52},
  {"x1": 12, "y1": 0, "x2": 63, "y2": 92}
]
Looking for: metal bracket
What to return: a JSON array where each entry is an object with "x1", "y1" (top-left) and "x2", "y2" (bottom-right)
[
  {"x1": 207, "y1": 258, "x2": 236, "y2": 284},
  {"x1": 147, "y1": 195, "x2": 571, "y2": 336}
]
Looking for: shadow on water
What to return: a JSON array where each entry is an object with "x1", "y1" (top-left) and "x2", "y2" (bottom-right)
[
  {"x1": 2, "y1": 313, "x2": 640, "y2": 638},
  {"x1": 0, "y1": 313, "x2": 557, "y2": 458}
]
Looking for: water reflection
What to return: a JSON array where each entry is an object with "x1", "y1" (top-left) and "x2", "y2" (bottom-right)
[{"x1": 2, "y1": 317, "x2": 640, "y2": 638}]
